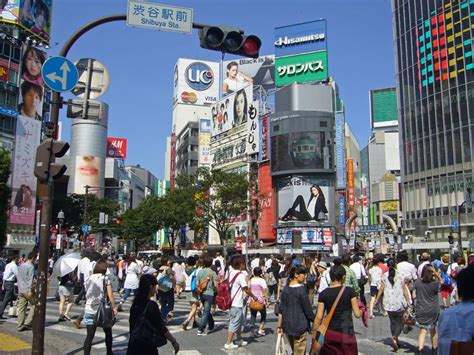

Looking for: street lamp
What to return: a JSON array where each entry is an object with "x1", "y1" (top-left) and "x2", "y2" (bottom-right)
[{"x1": 57, "y1": 210, "x2": 65, "y2": 255}]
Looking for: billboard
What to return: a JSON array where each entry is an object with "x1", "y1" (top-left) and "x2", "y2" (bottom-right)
[
  {"x1": 19, "y1": 44, "x2": 46, "y2": 121},
  {"x1": 173, "y1": 58, "x2": 219, "y2": 106},
  {"x1": 106, "y1": 137, "x2": 127, "y2": 159},
  {"x1": 335, "y1": 113, "x2": 345, "y2": 189},
  {"x1": 275, "y1": 51, "x2": 328, "y2": 86},
  {"x1": 347, "y1": 159, "x2": 355, "y2": 209},
  {"x1": 198, "y1": 118, "x2": 211, "y2": 166},
  {"x1": 275, "y1": 19, "x2": 327, "y2": 58},
  {"x1": 73, "y1": 156, "x2": 102, "y2": 195},
  {"x1": 223, "y1": 55, "x2": 275, "y2": 95},
  {"x1": 19, "y1": 0, "x2": 53, "y2": 43},
  {"x1": 276, "y1": 227, "x2": 333, "y2": 247},
  {"x1": 210, "y1": 85, "x2": 254, "y2": 140},
  {"x1": 9, "y1": 115, "x2": 41, "y2": 225},
  {"x1": 257, "y1": 162, "x2": 276, "y2": 241},
  {"x1": 271, "y1": 131, "x2": 332, "y2": 172},
  {"x1": 370, "y1": 88, "x2": 398, "y2": 128},
  {"x1": 0, "y1": 0, "x2": 20, "y2": 25},
  {"x1": 277, "y1": 176, "x2": 334, "y2": 225},
  {"x1": 210, "y1": 133, "x2": 247, "y2": 170},
  {"x1": 260, "y1": 114, "x2": 269, "y2": 161}
]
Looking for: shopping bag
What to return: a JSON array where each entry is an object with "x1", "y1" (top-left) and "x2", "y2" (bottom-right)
[{"x1": 275, "y1": 332, "x2": 286, "y2": 355}]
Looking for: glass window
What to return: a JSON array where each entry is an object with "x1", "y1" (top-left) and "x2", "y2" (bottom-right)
[
  {"x1": 462, "y1": 126, "x2": 471, "y2": 163},
  {"x1": 419, "y1": 139, "x2": 425, "y2": 171},
  {"x1": 442, "y1": 90, "x2": 451, "y2": 131},
  {"x1": 451, "y1": 87, "x2": 460, "y2": 129},
  {"x1": 431, "y1": 134, "x2": 438, "y2": 168},
  {"x1": 453, "y1": 129, "x2": 462, "y2": 164},
  {"x1": 439, "y1": 132, "x2": 447, "y2": 166},
  {"x1": 12, "y1": 46, "x2": 20, "y2": 62},
  {"x1": 2, "y1": 43, "x2": 10, "y2": 56},
  {"x1": 459, "y1": 85, "x2": 468, "y2": 127},
  {"x1": 424, "y1": 136, "x2": 431, "y2": 169},
  {"x1": 6, "y1": 92, "x2": 16, "y2": 108},
  {"x1": 446, "y1": 131, "x2": 454, "y2": 165},
  {"x1": 0, "y1": 90, "x2": 5, "y2": 106}
]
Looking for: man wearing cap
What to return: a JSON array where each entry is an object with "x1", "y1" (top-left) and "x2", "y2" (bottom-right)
[
  {"x1": 316, "y1": 261, "x2": 331, "y2": 294},
  {"x1": 417, "y1": 252, "x2": 431, "y2": 278}
]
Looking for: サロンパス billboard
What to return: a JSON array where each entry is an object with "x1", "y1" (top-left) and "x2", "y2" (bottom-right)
[
  {"x1": 223, "y1": 55, "x2": 274, "y2": 95},
  {"x1": 173, "y1": 58, "x2": 219, "y2": 106},
  {"x1": 10, "y1": 115, "x2": 41, "y2": 225},
  {"x1": 274, "y1": 19, "x2": 327, "y2": 58},
  {"x1": 275, "y1": 51, "x2": 328, "y2": 86}
]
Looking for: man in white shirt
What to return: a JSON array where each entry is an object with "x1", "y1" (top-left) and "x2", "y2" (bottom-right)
[
  {"x1": 396, "y1": 250, "x2": 418, "y2": 282},
  {"x1": 225, "y1": 256, "x2": 257, "y2": 350},
  {"x1": 250, "y1": 254, "x2": 260, "y2": 273},
  {"x1": 74, "y1": 252, "x2": 90, "y2": 305},
  {"x1": 417, "y1": 252, "x2": 431, "y2": 278},
  {"x1": 316, "y1": 261, "x2": 331, "y2": 294},
  {"x1": 350, "y1": 256, "x2": 367, "y2": 305},
  {"x1": 0, "y1": 256, "x2": 19, "y2": 319},
  {"x1": 213, "y1": 252, "x2": 225, "y2": 269},
  {"x1": 264, "y1": 255, "x2": 273, "y2": 272}
]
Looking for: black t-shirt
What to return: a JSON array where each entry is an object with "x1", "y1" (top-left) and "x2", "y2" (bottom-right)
[{"x1": 318, "y1": 286, "x2": 357, "y2": 335}]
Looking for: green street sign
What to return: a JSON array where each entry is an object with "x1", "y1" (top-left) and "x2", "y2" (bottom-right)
[{"x1": 275, "y1": 51, "x2": 328, "y2": 86}]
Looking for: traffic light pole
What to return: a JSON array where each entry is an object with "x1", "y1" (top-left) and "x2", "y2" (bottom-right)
[{"x1": 457, "y1": 201, "x2": 465, "y2": 253}]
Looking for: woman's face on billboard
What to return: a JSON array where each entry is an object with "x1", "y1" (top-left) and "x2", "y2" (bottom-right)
[{"x1": 235, "y1": 93, "x2": 245, "y2": 121}]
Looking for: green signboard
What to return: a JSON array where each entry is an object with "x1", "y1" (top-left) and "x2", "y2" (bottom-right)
[
  {"x1": 275, "y1": 51, "x2": 328, "y2": 86},
  {"x1": 370, "y1": 88, "x2": 398, "y2": 127}
]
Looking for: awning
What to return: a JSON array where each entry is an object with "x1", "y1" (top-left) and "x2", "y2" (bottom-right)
[{"x1": 402, "y1": 241, "x2": 450, "y2": 250}]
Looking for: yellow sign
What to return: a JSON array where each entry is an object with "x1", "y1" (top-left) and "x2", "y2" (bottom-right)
[{"x1": 381, "y1": 201, "x2": 398, "y2": 211}]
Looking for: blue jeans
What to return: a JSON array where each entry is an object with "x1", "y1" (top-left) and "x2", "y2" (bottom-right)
[
  {"x1": 158, "y1": 290, "x2": 174, "y2": 320},
  {"x1": 198, "y1": 294, "x2": 215, "y2": 332},
  {"x1": 121, "y1": 288, "x2": 136, "y2": 303}
]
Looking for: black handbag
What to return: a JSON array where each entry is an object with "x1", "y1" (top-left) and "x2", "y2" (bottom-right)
[
  {"x1": 130, "y1": 301, "x2": 167, "y2": 348},
  {"x1": 94, "y1": 277, "x2": 115, "y2": 328}
]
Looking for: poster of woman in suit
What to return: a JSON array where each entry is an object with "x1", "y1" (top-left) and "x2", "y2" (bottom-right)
[{"x1": 280, "y1": 184, "x2": 328, "y2": 222}]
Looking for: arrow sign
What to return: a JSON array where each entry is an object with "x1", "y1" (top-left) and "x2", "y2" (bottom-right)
[{"x1": 42, "y1": 56, "x2": 79, "y2": 92}]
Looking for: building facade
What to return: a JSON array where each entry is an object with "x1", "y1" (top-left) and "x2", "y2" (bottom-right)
[{"x1": 392, "y1": 0, "x2": 474, "y2": 249}]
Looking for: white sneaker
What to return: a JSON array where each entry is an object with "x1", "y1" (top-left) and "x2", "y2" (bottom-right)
[
  {"x1": 224, "y1": 343, "x2": 238, "y2": 350},
  {"x1": 235, "y1": 339, "x2": 248, "y2": 346}
]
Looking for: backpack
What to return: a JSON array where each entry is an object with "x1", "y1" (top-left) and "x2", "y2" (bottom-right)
[
  {"x1": 190, "y1": 270, "x2": 198, "y2": 292},
  {"x1": 442, "y1": 273, "x2": 452, "y2": 287},
  {"x1": 157, "y1": 272, "x2": 173, "y2": 292},
  {"x1": 216, "y1": 272, "x2": 241, "y2": 311},
  {"x1": 265, "y1": 272, "x2": 277, "y2": 286}
]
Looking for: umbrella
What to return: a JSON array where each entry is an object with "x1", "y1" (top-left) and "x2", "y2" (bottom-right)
[{"x1": 53, "y1": 252, "x2": 81, "y2": 277}]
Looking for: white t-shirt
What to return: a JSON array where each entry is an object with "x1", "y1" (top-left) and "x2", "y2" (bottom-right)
[
  {"x1": 124, "y1": 261, "x2": 141, "y2": 290},
  {"x1": 264, "y1": 258, "x2": 273, "y2": 272},
  {"x1": 85, "y1": 273, "x2": 111, "y2": 315},
  {"x1": 78, "y1": 257, "x2": 90, "y2": 276},
  {"x1": 250, "y1": 258, "x2": 260, "y2": 272},
  {"x1": 417, "y1": 261, "x2": 430, "y2": 278},
  {"x1": 397, "y1": 261, "x2": 418, "y2": 282},
  {"x1": 317, "y1": 269, "x2": 331, "y2": 294},
  {"x1": 369, "y1": 265, "x2": 383, "y2": 288},
  {"x1": 350, "y1": 262, "x2": 366, "y2": 279},
  {"x1": 172, "y1": 263, "x2": 185, "y2": 283},
  {"x1": 228, "y1": 270, "x2": 248, "y2": 308},
  {"x1": 223, "y1": 76, "x2": 249, "y2": 94}
]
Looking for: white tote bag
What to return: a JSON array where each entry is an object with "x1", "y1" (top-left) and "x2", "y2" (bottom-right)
[{"x1": 275, "y1": 332, "x2": 286, "y2": 355}]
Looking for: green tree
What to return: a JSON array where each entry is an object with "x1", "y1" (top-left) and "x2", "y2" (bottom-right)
[{"x1": 0, "y1": 149, "x2": 11, "y2": 249}]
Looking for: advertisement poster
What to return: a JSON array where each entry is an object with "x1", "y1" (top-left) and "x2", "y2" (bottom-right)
[
  {"x1": 19, "y1": 44, "x2": 46, "y2": 121},
  {"x1": 274, "y1": 19, "x2": 327, "y2": 58},
  {"x1": 276, "y1": 227, "x2": 332, "y2": 246},
  {"x1": 0, "y1": 0, "x2": 20, "y2": 24},
  {"x1": 19, "y1": 0, "x2": 53, "y2": 44},
  {"x1": 73, "y1": 156, "x2": 102, "y2": 195},
  {"x1": 257, "y1": 162, "x2": 276, "y2": 241},
  {"x1": 275, "y1": 51, "x2": 328, "y2": 86},
  {"x1": 246, "y1": 100, "x2": 259, "y2": 155},
  {"x1": 347, "y1": 159, "x2": 355, "y2": 208},
  {"x1": 277, "y1": 176, "x2": 334, "y2": 225},
  {"x1": 9, "y1": 115, "x2": 41, "y2": 225},
  {"x1": 335, "y1": 113, "x2": 346, "y2": 189},
  {"x1": 260, "y1": 114, "x2": 269, "y2": 161},
  {"x1": 271, "y1": 131, "x2": 332, "y2": 172},
  {"x1": 198, "y1": 118, "x2": 211, "y2": 166},
  {"x1": 173, "y1": 59, "x2": 220, "y2": 106},
  {"x1": 223, "y1": 55, "x2": 274, "y2": 95},
  {"x1": 211, "y1": 85, "x2": 254, "y2": 140},
  {"x1": 106, "y1": 137, "x2": 128, "y2": 159}
]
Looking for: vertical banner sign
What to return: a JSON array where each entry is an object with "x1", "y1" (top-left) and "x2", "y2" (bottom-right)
[
  {"x1": 10, "y1": 116, "x2": 41, "y2": 225},
  {"x1": 198, "y1": 118, "x2": 211, "y2": 165},
  {"x1": 347, "y1": 159, "x2": 355, "y2": 209},
  {"x1": 170, "y1": 133, "x2": 177, "y2": 190},
  {"x1": 260, "y1": 114, "x2": 269, "y2": 161},
  {"x1": 338, "y1": 194, "x2": 345, "y2": 226},
  {"x1": 246, "y1": 101, "x2": 259, "y2": 155},
  {"x1": 335, "y1": 113, "x2": 345, "y2": 189}
]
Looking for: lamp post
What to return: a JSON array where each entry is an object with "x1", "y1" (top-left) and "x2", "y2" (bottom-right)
[{"x1": 57, "y1": 210, "x2": 65, "y2": 254}]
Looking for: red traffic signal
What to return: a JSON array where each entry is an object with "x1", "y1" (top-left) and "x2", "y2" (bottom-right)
[
  {"x1": 199, "y1": 25, "x2": 261, "y2": 58},
  {"x1": 115, "y1": 219, "x2": 121, "y2": 225}
]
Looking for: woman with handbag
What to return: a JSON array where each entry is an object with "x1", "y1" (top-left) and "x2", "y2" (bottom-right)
[
  {"x1": 248, "y1": 267, "x2": 269, "y2": 336},
  {"x1": 312, "y1": 259, "x2": 363, "y2": 355},
  {"x1": 277, "y1": 265, "x2": 314, "y2": 355},
  {"x1": 127, "y1": 274, "x2": 180, "y2": 355},
  {"x1": 82, "y1": 260, "x2": 117, "y2": 355}
]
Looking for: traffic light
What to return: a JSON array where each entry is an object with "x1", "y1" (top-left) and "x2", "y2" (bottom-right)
[
  {"x1": 34, "y1": 139, "x2": 70, "y2": 182},
  {"x1": 448, "y1": 235, "x2": 454, "y2": 245},
  {"x1": 115, "y1": 218, "x2": 121, "y2": 225},
  {"x1": 198, "y1": 26, "x2": 261, "y2": 58}
]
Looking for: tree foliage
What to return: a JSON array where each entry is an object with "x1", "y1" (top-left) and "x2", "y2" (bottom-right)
[{"x1": 0, "y1": 149, "x2": 11, "y2": 250}]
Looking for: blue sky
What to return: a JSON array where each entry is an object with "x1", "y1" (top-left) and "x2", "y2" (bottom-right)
[{"x1": 50, "y1": 0, "x2": 395, "y2": 179}]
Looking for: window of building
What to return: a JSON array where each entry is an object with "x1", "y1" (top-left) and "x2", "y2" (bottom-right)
[
  {"x1": 453, "y1": 129, "x2": 462, "y2": 164},
  {"x1": 439, "y1": 132, "x2": 447, "y2": 167},
  {"x1": 451, "y1": 87, "x2": 460, "y2": 129},
  {"x1": 446, "y1": 131, "x2": 454, "y2": 165},
  {"x1": 462, "y1": 126, "x2": 471, "y2": 163},
  {"x1": 0, "y1": 116, "x2": 14, "y2": 134}
]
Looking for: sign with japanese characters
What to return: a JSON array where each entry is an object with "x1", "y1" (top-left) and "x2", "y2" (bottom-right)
[
  {"x1": 275, "y1": 51, "x2": 328, "y2": 86},
  {"x1": 127, "y1": 1, "x2": 193, "y2": 34},
  {"x1": 276, "y1": 227, "x2": 333, "y2": 247},
  {"x1": 246, "y1": 100, "x2": 259, "y2": 155},
  {"x1": 198, "y1": 118, "x2": 211, "y2": 166},
  {"x1": 10, "y1": 115, "x2": 41, "y2": 225}
]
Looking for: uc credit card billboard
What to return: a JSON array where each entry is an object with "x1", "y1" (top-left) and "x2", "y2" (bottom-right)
[{"x1": 274, "y1": 19, "x2": 327, "y2": 58}]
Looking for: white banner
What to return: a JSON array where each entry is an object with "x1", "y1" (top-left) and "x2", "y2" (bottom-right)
[{"x1": 246, "y1": 100, "x2": 259, "y2": 155}]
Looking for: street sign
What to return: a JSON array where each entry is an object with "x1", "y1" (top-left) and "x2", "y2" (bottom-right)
[
  {"x1": 42, "y1": 56, "x2": 79, "y2": 92},
  {"x1": 126, "y1": 1, "x2": 193, "y2": 34},
  {"x1": 451, "y1": 220, "x2": 458, "y2": 231},
  {"x1": 72, "y1": 58, "x2": 110, "y2": 99},
  {"x1": 81, "y1": 224, "x2": 91, "y2": 233}
]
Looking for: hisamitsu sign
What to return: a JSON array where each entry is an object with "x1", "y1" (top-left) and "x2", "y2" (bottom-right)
[{"x1": 127, "y1": 1, "x2": 193, "y2": 34}]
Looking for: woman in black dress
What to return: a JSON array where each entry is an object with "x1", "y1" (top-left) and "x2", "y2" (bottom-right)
[
  {"x1": 280, "y1": 184, "x2": 328, "y2": 222},
  {"x1": 127, "y1": 274, "x2": 180, "y2": 355}
]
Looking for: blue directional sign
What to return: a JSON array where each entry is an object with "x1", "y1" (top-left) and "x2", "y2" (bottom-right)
[
  {"x1": 42, "y1": 56, "x2": 79, "y2": 92},
  {"x1": 81, "y1": 224, "x2": 91, "y2": 233},
  {"x1": 451, "y1": 220, "x2": 458, "y2": 231}
]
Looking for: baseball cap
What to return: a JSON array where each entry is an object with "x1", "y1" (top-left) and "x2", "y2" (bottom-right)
[{"x1": 317, "y1": 261, "x2": 328, "y2": 269}]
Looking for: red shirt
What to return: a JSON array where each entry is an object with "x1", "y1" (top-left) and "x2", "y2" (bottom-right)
[{"x1": 378, "y1": 262, "x2": 388, "y2": 273}]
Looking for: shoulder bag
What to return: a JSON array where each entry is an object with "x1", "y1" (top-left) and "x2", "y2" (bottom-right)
[
  {"x1": 94, "y1": 277, "x2": 115, "y2": 328},
  {"x1": 249, "y1": 279, "x2": 265, "y2": 312},
  {"x1": 129, "y1": 301, "x2": 167, "y2": 348},
  {"x1": 309, "y1": 286, "x2": 346, "y2": 355}
]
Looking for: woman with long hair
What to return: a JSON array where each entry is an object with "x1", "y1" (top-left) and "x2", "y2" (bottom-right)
[
  {"x1": 280, "y1": 184, "x2": 328, "y2": 222},
  {"x1": 375, "y1": 258, "x2": 410, "y2": 351},
  {"x1": 127, "y1": 274, "x2": 179, "y2": 354},
  {"x1": 233, "y1": 89, "x2": 248, "y2": 126},
  {"x1": 277, "y1": 265, "x2": 314, "y2": 355},
  {"x1": 248, "y1": 267, "x2": 269, "y2": 336},
  {"x1": 82, "y1": 260, "x2": 117, "y2": 355},
  {"x1": 413, "y1": 264, "x2": 442, "y2": 354},
  {"x1": 304, "y1": 255, "x2": 318, "y2": 306},
  {"x1": 117, "y1": 255, "x2": 141, "y2": 312},
  {"x1": 368, "y1": 254, "x2": 383, "y2": 318},
  {"x1": 223, "y1": 61, "x2": 253, "y2": 95},
  {"x1": 313, "y1": 260, "x2": 363, "y2": 355}
]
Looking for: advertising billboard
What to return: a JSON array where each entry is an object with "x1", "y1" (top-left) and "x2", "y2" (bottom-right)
[
  {"x1": 275, "y1": 51, "x2": 328, "y2": 86},
  {"x1": 106, "y1": 137, "x2": 127, "y2": 159},
  {"x1": 260, "y1": 114, "x2": 269, "y2": 161},
  {"x1": 277, "y1": 176, "x2": 334, "y2": 225},
  {"x1": 211, "y1": 85, "x2": 254, "y2": 140},
  {"x1": 223, "y1": 55, "x2": 275, "y2": 95},
  {"x1": 370, "y1": 88, "x2": 398, "y2": 128},
  {"x1": 73, "y1": 156, "x2": 102, "y2": 195},
  {"x1": 9, "y1": 115, "x2": 41, "y2": 225},
  {"x1": 347, "y1": 159, "x2": 355, "y2": 209},
  {"x1": 198, "y1": 118, "x2": 211, "y2": 166},
  {"x1": 257, "y1": 162, "x2": 276, "y2": 241},
  {"x1": 173, "y1": 58, "x2": 219, "y2": 106},
  {"x1": 19, "y1": 44, "x2": 46, "y2": 121},
  {"x1": 274, "y1": 19, "x2": 327, "y2": 58},
  {"x1": 19, "y1": 0, "x2": 53, "y2": 44},
  {"x1": 0, "y1": 0, "x2": 20, "y2": 25},
  {"x1": 335, "y1": 113, "x2": 345, "y2": 189},
  {"x1": 276, "y1": 227, "x2": 333, "y2": 248},
  {"x1": 210, "y1": 132, "x2": 247, "y2": 170}
]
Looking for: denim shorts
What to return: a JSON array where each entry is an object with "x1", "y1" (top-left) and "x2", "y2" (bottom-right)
[
  {"x1": 228, "y1": 306, "x2": 244, "y2": 333},
  {"x1": 84, "y1": 312, "x2": 96, "y2": 326}
]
